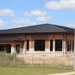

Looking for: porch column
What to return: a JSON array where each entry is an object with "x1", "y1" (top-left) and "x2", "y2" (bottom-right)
[
  {"x1": 53, "y1": 39, "x2": 55, "y2": 52},
  {"x1": 11, "y1": 44, "x2": 15, "y2": 54},
  {"x1": 62, "y1": 35, "x2": 67, "y2": 56},
  {"x1": 29, "y1": 40, "x2": 34, "y2": 53},
  {"x1": 23, "y1": 41, "x2": 26, "y2": 54}
]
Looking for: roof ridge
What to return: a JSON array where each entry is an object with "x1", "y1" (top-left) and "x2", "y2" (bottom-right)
[
  {"x1": 55, "y1": 25, "x2": 74, "y2": 29},
  {"x1": 52, "y1": 25, "x2": 67, "y2": 32}
]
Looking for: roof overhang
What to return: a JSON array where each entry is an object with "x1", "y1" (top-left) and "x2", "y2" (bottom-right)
[{"x1": 0, "y1": 37, "x2": 24, "y2": 42}]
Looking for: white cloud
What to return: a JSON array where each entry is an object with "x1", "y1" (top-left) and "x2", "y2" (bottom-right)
[
  {"x1": 24, "y1": 10, "x2": 53, "y2": 22},
  {"x1": 24, "y1": 10, "x2": 47, "y2": 16},
  {"x1": 37, "y1": 16, "x2": 53, "y2": 22},
  {"x1": 12, "y1": 18, "x2": 36, "y2": 25},
  {"x1": 0, "y1": 20, "x2": 6, "y2": 26},
  {"x1": 64, "y1": 23, "x2": 75, "y2": 28},
  {"x1": 0, "y1": 9, "x2": 15, "y2": 17},
  {"x1": 45, "y1": 0, "x2": 75, "y2": 10}
]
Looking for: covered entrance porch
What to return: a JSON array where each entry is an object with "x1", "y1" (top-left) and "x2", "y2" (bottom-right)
[{"x1": 0, "y1": 37, "x2": 24, "y2": 54}]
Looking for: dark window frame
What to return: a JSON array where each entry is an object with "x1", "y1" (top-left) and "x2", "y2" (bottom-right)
[
  {"x1": 50, "y1": 40, "x2": 53, "y2": 51},
  {"x1": 26, "y1": 40, "x2": 29, "y2": 51},
  {"x1": 34, "y1": 40, "x2": 45, "y2": 51},
  {"x1": 67, "y1": 39, "x2": 71, "y2": 51},
  {"x1": 55, "y1": 40, "x2": 62, "y2": 51}
]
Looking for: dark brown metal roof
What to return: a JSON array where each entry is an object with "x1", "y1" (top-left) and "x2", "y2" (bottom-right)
[{"x1": 0, "y1": 24, "x2": 74, "y2": 35}]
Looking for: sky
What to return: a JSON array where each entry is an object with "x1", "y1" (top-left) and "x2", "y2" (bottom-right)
[{"x1": 0, "y1": 0, "x2": 75, "y2": 30}]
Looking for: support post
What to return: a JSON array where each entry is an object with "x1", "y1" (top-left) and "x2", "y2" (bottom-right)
[
  {"x1": 11, "y1": 44, "x2": 15, "y2": 54},
  {"x1": 53, "y1": 39, "x2": 55, "y2": 52},
  {"x1": 23, "y1": 41, "x2": 26, "y2": 54}
]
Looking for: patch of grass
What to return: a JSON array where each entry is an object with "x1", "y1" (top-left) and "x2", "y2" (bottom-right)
[
  {"x1": 0, "y1": 66, "x2": 73, "y2": 75},
  {"x1": 0, "y1": 52, "x2": 25, "y2": 67}
]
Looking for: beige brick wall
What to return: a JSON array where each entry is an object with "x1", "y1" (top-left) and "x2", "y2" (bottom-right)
[{"x1": 0, "y1": 34, "x2": 74, "y2": 54}]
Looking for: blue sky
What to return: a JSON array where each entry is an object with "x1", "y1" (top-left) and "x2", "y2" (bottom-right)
[{"x1": 0, "y1": 0, "x2": 75, "y2": 29}]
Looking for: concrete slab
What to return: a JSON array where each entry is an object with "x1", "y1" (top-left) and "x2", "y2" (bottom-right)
[{"x1": 48, "y1": 72, "x2": 75, "y2": 75}]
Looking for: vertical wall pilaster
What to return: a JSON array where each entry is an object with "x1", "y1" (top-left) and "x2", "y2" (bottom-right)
[
  {"x1": 45, "y1": 35, "x2": 50, "y2": 53},
  {"x1": 29, "y1": 36, "x2": 34, "y2": 53},
  {"x1": 62, "y1": 35, "x2": 67, "y2": 55},
  {"x1": 45, "y1": 40, "x2": 50, "y2": 53}
]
